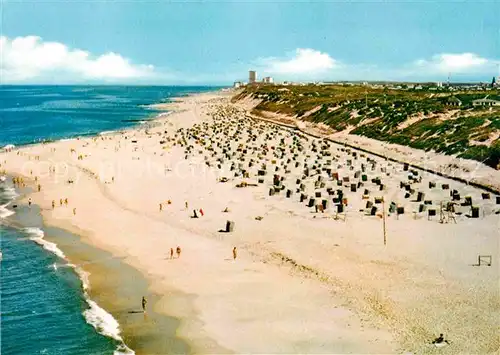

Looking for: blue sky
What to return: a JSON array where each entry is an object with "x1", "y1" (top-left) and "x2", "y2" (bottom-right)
[{"x1": 1, "y1": 0, "x2": 499, "y2": 84}]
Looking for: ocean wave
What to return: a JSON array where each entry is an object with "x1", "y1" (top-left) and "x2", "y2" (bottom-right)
[
  {"x1": 114, "y1": 344, "x2": 135, "y2": 355},
  {"x1": 28, "y1": 93, "x2": 63, "y2": 98},
  {"x1": 0, "y1": 184, "x2": 17, "y2": 218},
  {"x1": 75, "y1": 265, "x2": 134, "y2": 354},
  {"x1": 22, "y1": 227, "x2": 135, "y2": 354},
  {"x1": 2, "y1": 144, "x2": 16, "y2": 151},
  {"x1": 78, "y1": 270, "x2": 135, "y2": 355},
  {"x1": 83, "y1": 299, "x2": 122, "y2": 340},
  {"x1": 0, "y1": 184, "x2": 19, "y2": 200},
  {"x1": 99, "y1": 130, "x2": 117, "y2": 136},
  {"x1": 24, "y1": 227, "x2": 66, "y2": 259},
  {"x1": 0, "y1": 203, "x2": 15, "y2": 218}
]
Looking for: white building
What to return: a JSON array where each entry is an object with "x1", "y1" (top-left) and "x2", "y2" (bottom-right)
[
  {"x1": 233, "y1": 81, "x2": 244, "y2": 88},
  {"x1": 472, "y1": 98, "x2": 500, "y2": 107},
  {"x1": 262, "y1": 76, "x2": 273, "y2": 84}
]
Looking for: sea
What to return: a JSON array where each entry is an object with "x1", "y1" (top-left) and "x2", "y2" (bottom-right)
[{"x1": 0, "y1": 85, "x2": 221, "y2": 354}]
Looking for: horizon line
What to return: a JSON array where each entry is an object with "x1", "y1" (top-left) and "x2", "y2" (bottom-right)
[{"x1": 1, "y1": 80, "x2": 497, "y2": 86}]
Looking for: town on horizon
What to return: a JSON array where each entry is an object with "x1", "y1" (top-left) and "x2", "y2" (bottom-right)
[{"x1": 234, "y1": 70, "x2": 500, "y2": 91}]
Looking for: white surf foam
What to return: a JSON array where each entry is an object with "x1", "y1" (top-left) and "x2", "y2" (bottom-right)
[
  {"x1": 22, "y1": 226, "x2": 135, "y2": 354},
  {"x1": 157, "y1": 111, "x2": 172, "y2": 118},
  {"x1": 83, "y1": 300, "x2": 135, "y2": 354},
  {"x1": 114, "y1": 344, "x2": 135, "y2": 355},
  {"x1": 73, "y1": 265, "x2": 90, "y2": 292},
  {"x1": 0, "y1": 181, "x2": 14, "y2": 219},
  {"x1": 0, "y1": 203, "x2": 15, "y2": 218},
  {"x1": 1, "y1": 185, "x2": 19, "y2": 200},
  {"x1": 83, "y1": 299, "x2": 123, "y2": 341},
  {"x1": 74, "y1": 264, "x2": 134, "y2": 354},
  {"x1": 0, "y1": 184, "x2": 17, "y2": 218},
  {"x1": 2, "y1": 144, "x2": 16, "y2": 151},
  {"x1": 24, "y1": 227, "x2": 66, "y2": 259}
]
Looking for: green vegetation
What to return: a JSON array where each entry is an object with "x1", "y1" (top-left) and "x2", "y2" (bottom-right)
[{"x1": 234, "y1": 84, "x2": 500, "y2": 169}]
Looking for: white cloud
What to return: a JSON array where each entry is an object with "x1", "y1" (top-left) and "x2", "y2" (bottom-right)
[
  {"x1": 413, "y1": 53, "x2": 496, "y2": 74},
  {"x1": 250, "y1": 49, "x2": 498, "y2": 82},
  {"x1": 0, "y1": 35, "x2": 155, "y2": 83},
  {"x1": 1, "y1": 36, "x2": 497, "y2": 85},
  {"x1": 258, "y1": 48, "x2": 337, "y2": 76}
]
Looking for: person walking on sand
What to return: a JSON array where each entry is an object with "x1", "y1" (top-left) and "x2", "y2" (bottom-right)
[
  {"x1": 185, "y1": 201, "x2": 188, "y2": 210},
  {"x1": 176, "y1": 246, "x2": 181, "y2": 258},
  {"x1": 73, "y1": 208, "x2": 76, "y2": 215},
  {"x1": 60, "y1": 198, "x2": 63, "y2": 206},
  {"x1": 38, "y1": 184, "x2": 41, "y2": 192},
  {"x1": 159, "y1": 203, "x2": 163, "y2": 212},
  {"x1": 170, "y1": 248, "x2": 174, "y2": 259},
  {"x1": 64, "y1": 198, "x2": 68, "y2": 205},
  {"x1": 233, "y1": 247, "x2": 237, "y2": 260},
  {"x1": 28, "y1": 198, "x2": 32, "y2": 207},
  {"x1": 52, "y1": 200, "x2": 55, "y2": 209},
  {"x1": 142, "y1": 296, "x2": 147, "y2": 312}
]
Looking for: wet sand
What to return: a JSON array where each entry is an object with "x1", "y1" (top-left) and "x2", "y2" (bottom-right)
[{"x1": 6, "y1": 199, "x2": 191, "y2": 355}]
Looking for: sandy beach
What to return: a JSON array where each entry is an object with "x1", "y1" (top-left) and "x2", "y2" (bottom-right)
[{"x1": 1, "y1": 89, "x2": 499, "y2": 354}]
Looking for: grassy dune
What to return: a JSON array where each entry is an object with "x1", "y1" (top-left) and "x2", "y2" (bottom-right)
[{"x1": 234, "y1": 84, "x2": 500, "y2": 169}]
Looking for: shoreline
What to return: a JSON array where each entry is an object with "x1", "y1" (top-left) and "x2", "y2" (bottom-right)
[
  {"x1": 43, "y1": 223, "x2": 191, "y2": 355},
  {"x1": 0, "y1": 85, "x2": 212, "y2": 153},
  {"x1": 2, "y1": 88, "x2": 498, "y2": 354},
  {"x1": 27, "y1": 88, "x2": 236, "y2": 354},
  {"x1": 1, "y1": 89, "x2": 231, "y2": 355},
  {"x1": 0, "y1": 91, "x2": 208, "y2": 355},
  {"x1": 1, "y1": 191, "x2": 134, "y2": 354},
  {"x1": 0, "y1": 109, "x2": 162, "y2": 154},
  {"x1": 2, "y1": 183, "x2": 191, "y2": 355}
]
